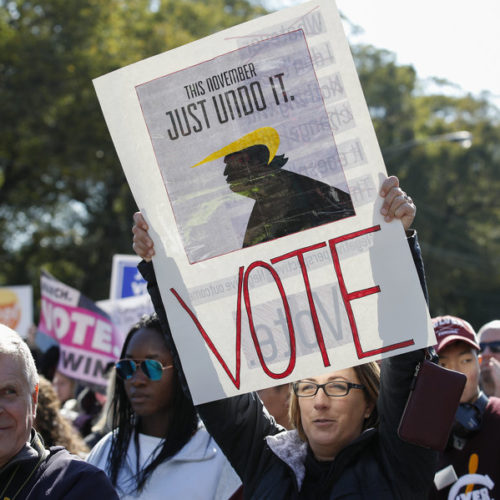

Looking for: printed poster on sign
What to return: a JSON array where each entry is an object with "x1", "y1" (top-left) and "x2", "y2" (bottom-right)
[
  {"x1": 135, "y1": 30, "x2": 354, "y2": 263},
  {"x1": 38, "y1": 271, "x2": 123, "y2": 388},
  {"x1": 94, "y1": 0, "x2": 436, "y2": 404},
  {"x1": 0, "y1": 285, "x2": 33, "y2": 338}
]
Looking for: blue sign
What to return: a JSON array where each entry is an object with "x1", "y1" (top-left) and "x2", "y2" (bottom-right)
[
  {"x1": 120, "y1": 266, "x2": 147, "y2": 298},
  {"x1": 110, "y1": 255, "x2": 148, "y2": 299}
]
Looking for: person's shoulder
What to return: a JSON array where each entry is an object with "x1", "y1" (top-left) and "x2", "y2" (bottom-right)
[
  {"x1": 43, "y1": 447, "x2": 110, "y2": 480},
  {"x1": 37, "y1": 447, "x2": 118, "y2": 498},
  {"x1": 86, "y1": 430, "x2": 114, "y2": 465},
  {"x1": 175, "y1": 424, "x2": 230, "y2": 464},
  {"x1": 45, "y1": 447, "x2": 94, "y2": 469},
  {"x1": 176, "y1": 424, "x2": 214, "y2": 457},
  {"x1": 193, "y1": 422, "x2": 226, "y2": 452},
  {"x1": 90, "y1": 430, "x2": 114, "y2": 448}
]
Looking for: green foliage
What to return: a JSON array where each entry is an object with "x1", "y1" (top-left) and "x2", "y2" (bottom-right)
[
  {"x1": 352, "y1": 44, "x2": 417, "y2": 148},
  {"x1": 355, "y1": 44, "x2": 500, "y2": 328},
  {"x1": 0, "y1": 0, "x2": 265, "y2": 312},
  {"x1": 406, "y1": 95, "x2": 500, "y2": 328},
  {"x1": 1, "y1": 2, "x2": 499, "y2": 330}
]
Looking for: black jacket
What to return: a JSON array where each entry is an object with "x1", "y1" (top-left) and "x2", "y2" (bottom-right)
[
  {"x1": 0, "y1": 431, "x2": 118, "y2": 500},
  {"x1": 139, "y1": 231, "x2": 437, "y2": 499}
]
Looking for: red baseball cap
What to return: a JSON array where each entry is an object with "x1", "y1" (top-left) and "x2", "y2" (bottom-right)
[{"x1": 432, "y1": 315, "x2": 480, "y2": 354}]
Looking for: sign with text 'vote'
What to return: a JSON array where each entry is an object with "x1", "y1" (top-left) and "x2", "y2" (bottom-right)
[
  {"x1": 93, "y1": 0, "x2": 435, "y2": 403},
  {"x1": 38, "y1": 271, "x2": 122, "y2": 388}
]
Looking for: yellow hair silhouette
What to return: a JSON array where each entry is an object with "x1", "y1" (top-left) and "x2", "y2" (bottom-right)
[{"x1": 191, "y1": 127, "x2": 280, "y2": 168}]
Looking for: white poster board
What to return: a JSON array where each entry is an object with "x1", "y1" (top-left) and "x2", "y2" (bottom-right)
[
  {"x1": 97, "y1": 294, "x2": 155, "y2": 343},
  {"x1": 94, "y1": 0, "x2": 435, "y2": 404}
]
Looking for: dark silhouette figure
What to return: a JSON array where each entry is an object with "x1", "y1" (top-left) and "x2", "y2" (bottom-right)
[{"x1": 223, "y1": 145, "x2": 354, "y2": 247}]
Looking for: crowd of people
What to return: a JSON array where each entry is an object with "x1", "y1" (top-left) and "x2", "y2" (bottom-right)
[{"x1": 1, "y1": 176, "x2": 499, "y2": 499}]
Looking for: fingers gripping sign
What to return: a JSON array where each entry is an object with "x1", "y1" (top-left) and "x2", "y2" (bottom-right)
[
  {"x1": 132, "y1": 212, "x2": 155, "y2": 262},
  {"x1": 379, "y1": 175, "x2": 416, "y2": 231}
]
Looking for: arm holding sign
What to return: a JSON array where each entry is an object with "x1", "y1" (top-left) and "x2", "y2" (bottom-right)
[{"x1": 133, "y1": 176, "x2": 436, "y2": 499}]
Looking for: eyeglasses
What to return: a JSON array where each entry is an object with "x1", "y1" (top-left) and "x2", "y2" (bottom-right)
[
  {"x1": 479, "y1": 341, "x2": 500, "y2": 354},
  {"x1": 293, "y1": 380, "x2": 365, "y2": 398},
  {"x1": 115, "y1": 359, "x2": 173, "y2": 381}
]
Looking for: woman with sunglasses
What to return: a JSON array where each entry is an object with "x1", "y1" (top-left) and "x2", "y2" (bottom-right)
[
  {"x1": 132, "y1": 176, "x2": 438, "y2": 499},
  {"x1": 86, "y1": 314, "x2": 241, "y2": 499}
]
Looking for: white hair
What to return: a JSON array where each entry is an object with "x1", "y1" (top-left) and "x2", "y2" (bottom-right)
[
  {"x1": 478, "y1": 320, "x2": 500, "y2": 339},
  {"x1": 0, "y1": 324, "x2": 39, "y2": 392}
]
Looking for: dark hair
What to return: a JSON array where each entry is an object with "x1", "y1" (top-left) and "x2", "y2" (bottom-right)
[
  {"x1": 106, "y1": 313, "x2": 198, "y2": 493},
  {"x1": 39, "y1": 345, "x2": 60, "y2": 381}
]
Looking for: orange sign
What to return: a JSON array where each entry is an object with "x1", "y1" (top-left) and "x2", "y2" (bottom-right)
[{"x1": 0, "y1": 288, "x2": 21, "y2": 329}]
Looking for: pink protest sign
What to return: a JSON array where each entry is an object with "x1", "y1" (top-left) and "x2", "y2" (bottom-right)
[{"x1": 38, "y1": 271, "x2": 123, "y2": 387}]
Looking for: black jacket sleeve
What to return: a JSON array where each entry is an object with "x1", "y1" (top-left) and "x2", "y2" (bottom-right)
[
  {"x1": 139, "y1": 260, "x2": 194, "y2": 403},
  {"x1": 376, "y1": 230, "x2": 437, "y2": 499}
]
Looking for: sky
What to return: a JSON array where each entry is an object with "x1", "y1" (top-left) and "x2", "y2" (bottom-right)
[{"x1": 264, "y1": 0, "x2": 500, "y2": 107}]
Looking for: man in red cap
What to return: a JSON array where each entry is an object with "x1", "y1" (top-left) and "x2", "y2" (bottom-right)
[{"x1": 429, "y1": 315, "x2": 500, "y2": 500}]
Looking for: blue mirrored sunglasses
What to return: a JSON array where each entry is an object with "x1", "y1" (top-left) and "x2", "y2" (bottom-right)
[{"x1": 115, "y1": 359, "x2": 173, "y2": 381}]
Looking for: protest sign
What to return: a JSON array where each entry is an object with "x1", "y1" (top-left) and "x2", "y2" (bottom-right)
[
  {"x1": 0, "y1": 285, "x2": 33, "y2": 338},
  {"x1": 97, "y1": 294, "x2": 155, "y2": 342},
  {"x1": 93, "y1": 0, "x2": 436, "y2": 404},
  {"x1": 38, "y1": 271, "x2": 122, "y2": 388},
  {"x1": 109, "y1": 254, "x2": 148, "y2": 300}
]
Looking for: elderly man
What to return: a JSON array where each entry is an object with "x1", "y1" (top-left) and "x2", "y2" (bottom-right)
[
  {"x1": 0, "y1": 324, "x2": 118, "y2": 499},
  {"x1": 478, "y1": 320, "x2": 500, "y2": 397},
  {"x1": 429, "y1": 315, "x2": 500, "y2": 500}
]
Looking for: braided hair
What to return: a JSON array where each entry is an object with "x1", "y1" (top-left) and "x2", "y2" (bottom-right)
[{"x1": 106, "y1": 313, "x2": 198, "y2": 493}]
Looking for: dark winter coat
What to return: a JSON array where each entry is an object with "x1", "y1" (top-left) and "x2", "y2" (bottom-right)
[{"x1": 0, "y1": 431, "x2": 118, "y2": 500}]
